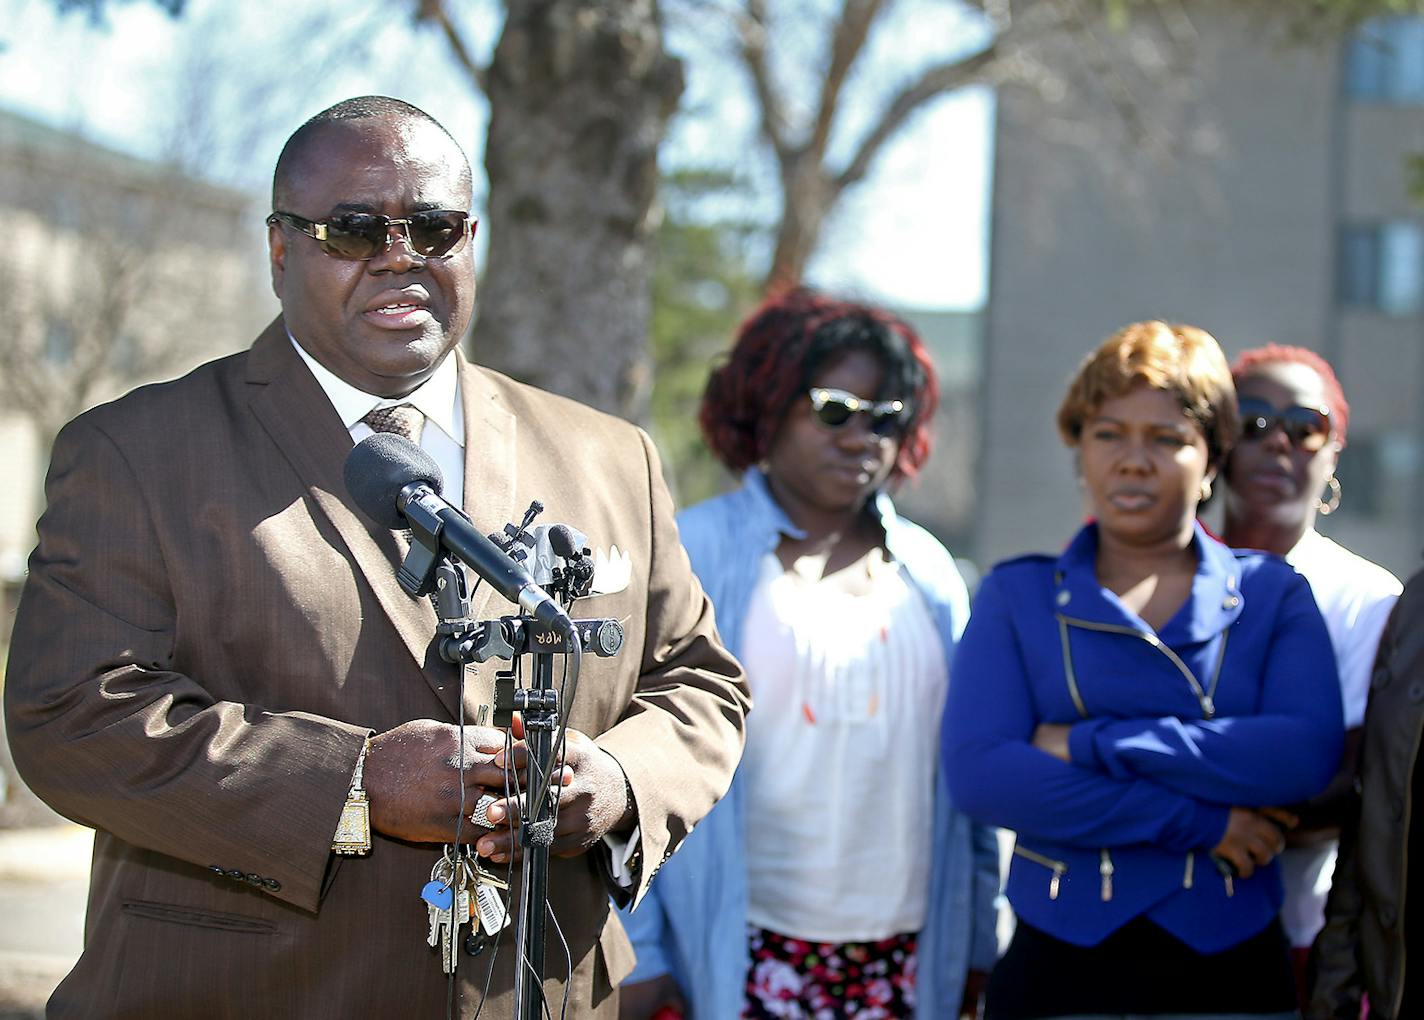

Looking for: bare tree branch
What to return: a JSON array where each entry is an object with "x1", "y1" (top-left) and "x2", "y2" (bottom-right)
[
  {"x1": 806, "y1": 0, "x2": 885, "y2": 160},
  {"x1": 737, "y1": 0, "x2": 790, "y2": 155},
  {"x1": 834, "y1": 40, "x2": 1004, "y2": 192},
  {"x1": 413, "y1": 0, "x2": 488, "y2": 95}
]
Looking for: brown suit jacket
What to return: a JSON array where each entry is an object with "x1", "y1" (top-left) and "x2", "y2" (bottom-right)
[{"x1": 4, "y1": 320, "x2": 748, "y2": 1019}]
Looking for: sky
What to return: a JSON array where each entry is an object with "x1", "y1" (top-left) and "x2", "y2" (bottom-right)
[{"x1": 0, "y1": 0, "x2": 994, "y2": 311}]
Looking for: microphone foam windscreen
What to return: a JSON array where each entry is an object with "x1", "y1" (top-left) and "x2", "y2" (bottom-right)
[
  {"x1": 343, "y1": 432, "x2": 445, "y2": 530},
  {"x1": 548, "y1": 524, "x2": 579, "y2": 559}
]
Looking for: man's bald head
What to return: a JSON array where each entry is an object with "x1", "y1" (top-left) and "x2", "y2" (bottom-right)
[{"x1": 272, "y1": 96, "x2": 473, "y2": 212}]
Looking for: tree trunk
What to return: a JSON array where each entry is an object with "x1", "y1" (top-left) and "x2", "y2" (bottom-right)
[
  {"x1": 766, "y1": 152, "x2": 834, "y2": 292},
  {"x1": 474, "y1": 0, "x2": 683, "y2": 421}
]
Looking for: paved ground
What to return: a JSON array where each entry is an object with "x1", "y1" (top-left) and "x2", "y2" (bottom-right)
[{"x1": 0, "y1": 825, "x2": 90, "y2": 1018}]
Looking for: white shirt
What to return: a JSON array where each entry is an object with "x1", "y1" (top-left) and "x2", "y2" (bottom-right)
[
  {"x1": 741, "y1": 548, "x2": 948, "y2": 941},
  {"x1": 1278, "y1": 527, "x2": 1402, "y2": 947},
  {"x1": 290, "y1": 335, "x2": 466, "y2": 507}
]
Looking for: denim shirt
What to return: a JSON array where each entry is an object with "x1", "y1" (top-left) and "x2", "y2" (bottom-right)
[{"x1": 619, "y1": 469, "x2": 1000, "y2": 1019}]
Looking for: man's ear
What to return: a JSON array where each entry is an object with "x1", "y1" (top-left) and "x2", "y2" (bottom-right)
[{"x1": 268, "y1": 221, "x2": 287, "y2": 300}]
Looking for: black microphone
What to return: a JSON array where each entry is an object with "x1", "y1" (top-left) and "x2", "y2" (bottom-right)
[{"x1": 343, "y1": 433, "x2": 567, "y2": 627}]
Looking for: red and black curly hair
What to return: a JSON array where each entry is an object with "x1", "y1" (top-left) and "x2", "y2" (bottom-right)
[
  {"x1": 698, "y1": 288, "x2": 940, "y2": 482},
  {"x1": 1230, "y1": 343, "x2": 1350, "y2": 448}
]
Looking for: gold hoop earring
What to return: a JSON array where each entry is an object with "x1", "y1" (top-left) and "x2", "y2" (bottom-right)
[{"x1": 1316, "y1": 475, "x2": 1342, "y2": 516}]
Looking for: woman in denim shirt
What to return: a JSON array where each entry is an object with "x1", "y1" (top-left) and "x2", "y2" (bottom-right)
[
  {"x1": 619, "y1": 290, "x2": 1000, "y2": 1019},
  {"x1": 943, "y1": 322, "x2": 1343, "y2": 1020}
]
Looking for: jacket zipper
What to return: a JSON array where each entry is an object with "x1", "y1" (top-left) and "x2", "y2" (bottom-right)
[
  {"x1": 1056, "y1": 614, "x2": 1228, "y2": 720},
  {"x1": 1013, "y1": 844, "x2": 1067, "y2": 901},
  {"x1": 1056, "y1": 608, "x2": 1232, "y2": 901}
]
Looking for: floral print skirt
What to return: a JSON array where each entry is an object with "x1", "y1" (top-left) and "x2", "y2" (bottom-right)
[{"x1": 742, "y1": 924, "x2": 918, "y2": 1019}]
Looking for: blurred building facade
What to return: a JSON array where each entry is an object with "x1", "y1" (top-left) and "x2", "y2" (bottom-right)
[
  {"x1": 0, "y1": 108, "x2": 274, "y2": 625},
  {"x1": 891, "y1": 307, "x2": 981, "y2": 572},
  {"x1": 979, "y1": 9, "x2": 1424, "y2": 580}
]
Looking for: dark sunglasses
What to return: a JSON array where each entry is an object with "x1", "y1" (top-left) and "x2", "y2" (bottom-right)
[
  {"x1": 266, "y1": 209, "x2": 475, "y2": 261},
  {"x1": 808, "y1": 387, "x2": 908, "y2": 436},
  {"x1": 1238, "y1": 396, "x2": 1332, "y2": 452}
]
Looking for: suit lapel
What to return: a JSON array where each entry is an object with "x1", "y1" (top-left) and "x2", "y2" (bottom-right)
[
  {"x1": 456, "y1": 354, "x2": 519, "y2": 623},
  {"x1": 455, "y1": 355, "x2": 519, "y2": 719},
  {"x1": 246, "y1": 320, "x2": 457, "y2": 715}
]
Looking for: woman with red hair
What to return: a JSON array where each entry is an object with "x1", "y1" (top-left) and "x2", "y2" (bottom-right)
[
  {"x1": 619, "y1": 289, "x2": 999, "y2": 1020},
  {"x1": 1220, "y1": 344, "x2": 1401, "y2": 1007}
]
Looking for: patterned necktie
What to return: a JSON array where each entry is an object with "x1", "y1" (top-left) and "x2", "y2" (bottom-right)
[{"x1": 362, "y1": 403, "x2": 425, "y2": 446}]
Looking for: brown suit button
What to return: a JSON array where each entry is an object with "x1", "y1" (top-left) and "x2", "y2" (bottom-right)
[
  {"x1": 263, "y1": 878, "x2": 282, "y2": 892},
  {"x1": 244, "y1": 873, "x2": 264, "y2": 886},
  {"x1": 226, "y1": 869, "x2": 245, "y2": 881},
  {"x1": 209, "y1": 865, "x2": 226, "y2": 876}
]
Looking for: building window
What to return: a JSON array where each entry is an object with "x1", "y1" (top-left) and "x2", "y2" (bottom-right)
[
  {"x1": 1337, "y1": 222, "x2": 1424, "y2": 316},
  {"x1": 1334, "y1": 431, "x2": 1420, "y2": 521},
  {"x1": 1346, "y1": 17, "x2": 1424, "y2": 103}
]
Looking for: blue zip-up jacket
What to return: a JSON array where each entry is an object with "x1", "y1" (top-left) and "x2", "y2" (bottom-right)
[
  {"x1": 620, "y1": 469, "x2": 1000, "y2": 1019},
  {"x1": 943, "y1": 521, "x2": 1343, "y2": 954}
]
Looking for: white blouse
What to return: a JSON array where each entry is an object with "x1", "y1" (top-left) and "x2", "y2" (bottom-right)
[{"x1": 740, "y1": 547, "x2": 949, "y2": 942}]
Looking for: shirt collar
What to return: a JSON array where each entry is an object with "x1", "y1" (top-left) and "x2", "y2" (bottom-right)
[
  {"x1": 1052, "y1": 519, "x2": 1243, "y2": 642},
  {"x1": 288, "y1": 333, "x2": 463, "y2": 448},
  {"x1": 741, "y1": 466, "x2": 899, "y2": 545}
]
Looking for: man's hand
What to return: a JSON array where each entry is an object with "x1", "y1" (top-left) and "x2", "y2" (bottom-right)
[
  {"x1": 363, "y1": 719, "x2": 515, "y2": 844},
  {"x1": 475, "y1": 727, "x2": 636, "y2": 864},
  {"x1": 1211, "y1": 806, "x2": 1288, "y2": 879}
]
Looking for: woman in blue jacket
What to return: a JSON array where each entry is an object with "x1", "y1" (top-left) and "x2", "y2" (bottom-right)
[
  {"x1": 620, "y1": 290, "x2": 1000, "y2": 1019},
  {"x1": 943, "y1": 321, "x2": 1343, "y2": 1020}
]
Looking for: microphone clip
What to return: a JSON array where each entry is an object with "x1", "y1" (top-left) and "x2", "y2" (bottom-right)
[{"x1": 395, "y1": 483, "x2": 453, "y2": 598}]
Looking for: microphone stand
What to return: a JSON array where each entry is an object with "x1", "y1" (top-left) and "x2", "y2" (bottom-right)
[{"x1": 402, "y1": 508, "x2": 623, "y2": 1020}]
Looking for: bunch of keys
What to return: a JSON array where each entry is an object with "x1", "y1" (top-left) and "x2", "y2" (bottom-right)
[
  {"x1": 422, "y1": 848, "x2": 473, "y2": 973},
  {"x1": 421, "y1": 846, "x2": 512, "y2": 972}
]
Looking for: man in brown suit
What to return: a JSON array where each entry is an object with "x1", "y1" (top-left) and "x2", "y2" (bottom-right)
[{"x1": 3, "y1": 96, "x2": 749, "y2": 1019}]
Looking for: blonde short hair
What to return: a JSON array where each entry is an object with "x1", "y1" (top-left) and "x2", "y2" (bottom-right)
[{"x1": 1056, "y1": 321, "x2": 1239, "y2": 467}]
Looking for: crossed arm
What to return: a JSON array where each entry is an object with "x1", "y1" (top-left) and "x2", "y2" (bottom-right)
[{"x1": 943, "y1": 572, "x2": 1342, "y2": 866}]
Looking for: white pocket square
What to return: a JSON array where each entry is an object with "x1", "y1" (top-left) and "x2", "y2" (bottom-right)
[{"x1": 590, "y1": 544, "x2": 632, "y2": 596}]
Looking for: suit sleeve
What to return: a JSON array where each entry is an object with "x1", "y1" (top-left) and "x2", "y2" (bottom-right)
[
  {"x1": 942, "y1": 571, "x2": 1228, "y2": 852},
  {"x1": 594, "y1": 429, "x2": 750, "y2": 908},
  {"x1": 1307, "y1": 789, "x2": 1367, "y2": 1019},
  {"x1": 1065, "y1": 574, "x2": 1345, "y2": 805},
  {"x1": 3, "y1": 417, "x2": 367, "y2": 913}
]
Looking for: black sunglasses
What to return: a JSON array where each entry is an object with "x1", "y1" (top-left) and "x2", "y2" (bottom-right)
[
  {"x1": 1238, "y1": 397, "x2": 1332, "y2": 452},
  {"x1": 808, "y1": 387, "x2": 908, "y2": 436},
  {"x1": 266, "y1": 209, "x2": 475, "y2": 261}
]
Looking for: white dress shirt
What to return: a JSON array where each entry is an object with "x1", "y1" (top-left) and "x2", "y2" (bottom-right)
[{"x1": 290, "y1": 336, "x2": 465, "y2": 507}]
